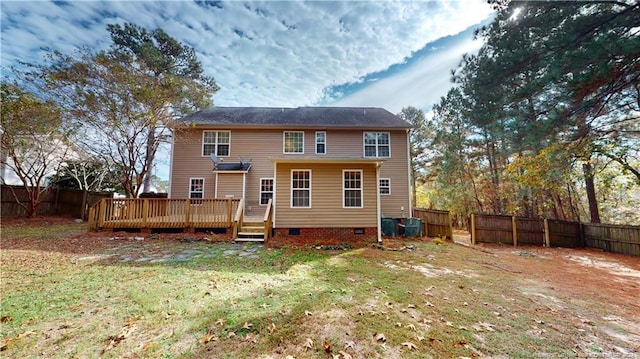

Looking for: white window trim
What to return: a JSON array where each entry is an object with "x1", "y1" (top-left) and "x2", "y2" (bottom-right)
[
  {"x1": 283, "y1": 131, "x2": 305, "y2": 154},
  {"x1": 380, "y1": 178, "x2": 391, "y2": 195},
  {"x1": 259, "y1": 177, "x2": 274, "y2": 206},
  {"x1": 290, "y1": 169, "x2": 311, "y2": 208},
  {"x1": 201, "y1": 130, "x2": 231, "y2": 157},
  {"x1": 189, "y1": 177, "x2": 205, "y2": 199},
  {"x1": 363, "y1": 131, "x2": 391, "y2": 158},
  {"x1": 342, "y1": 169, "x2": 363, "y2": 209},
  {"x1": 315, "y1": 131, "x2": 326, "y2": 155}
]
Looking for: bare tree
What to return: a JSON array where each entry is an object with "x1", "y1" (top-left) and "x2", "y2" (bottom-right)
[{"x1": 1, "y1": 82, "x2": 72, "y2": 217}]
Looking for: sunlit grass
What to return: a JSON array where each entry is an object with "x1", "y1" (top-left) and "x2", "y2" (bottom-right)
[{"x1": 1, "y1": 232, "x2": 636, "y2": 358}]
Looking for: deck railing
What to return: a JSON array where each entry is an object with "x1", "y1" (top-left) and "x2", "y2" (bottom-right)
[
  {"x1": 232, "y1": 199, "x2": 245, "y2": 239},
  {"x1": 88, "y1": 198, "x2": 241, "y2": 231},
  {"x1": 263, "y1": 198, "x2": 273, "y2": 240}
]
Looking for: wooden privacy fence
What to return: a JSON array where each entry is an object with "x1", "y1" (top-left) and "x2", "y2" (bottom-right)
[
  {"x1": 470, "y1": 213, "x2": 640, "y2": 257},
  {"x1": 413, "y1": 208, "x2": 453, "y2": 239},
  {"x1": 88, "y1": 198, "x2": 241, "y2": 231},
  {"x1": 1, "y1": 185, "x2": 111, "y2": 218}
]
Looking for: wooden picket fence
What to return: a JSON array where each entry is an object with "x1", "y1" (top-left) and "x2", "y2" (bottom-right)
[{"x1": 470, "y1": 213, "x2": 640, "y2": 257}]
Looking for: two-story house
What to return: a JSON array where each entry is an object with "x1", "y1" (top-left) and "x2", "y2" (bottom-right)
[{"x1": 169, "y1": 107, "x2": 412, "y2": 243}]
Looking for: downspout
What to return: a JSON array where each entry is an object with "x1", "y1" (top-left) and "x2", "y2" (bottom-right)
[
  {"x1": 242, "y1": 172, "x2": 246, "y2": 201},
  {"x1": 214, "y1": 172, "x2": 219, "y2": 198},
  {"x1": 406, "y1": 129, "x2": 413, "y2": 217},
  {"x1": 272, "y1": 161, "x2": 277, "y2": 228},
  {"x1": 376, "y1": 162, "x2": 382, "y2": 243}
]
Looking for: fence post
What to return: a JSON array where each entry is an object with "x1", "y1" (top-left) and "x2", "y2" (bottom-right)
[
  {"x1": 471, "y1": 214, "x2": 476, "y2": 245},
  {"x1": 423, "y1": 212, "x2": 429, "y2": 238},
  {"x1": 544, "y1": 218, "x2": 550, "y2": 247},
  {"x1": 512, "y1": 216, "x2": 518, "y2": 247},
  {"x1": 579, "y1": 223, "x2": 585, "y2": 247}
]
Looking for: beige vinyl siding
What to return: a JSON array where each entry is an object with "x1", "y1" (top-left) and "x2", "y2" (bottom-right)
[
  {"x1": 378, "y1": 131, "x2": 411, "y2": 218},
  {"x1": 215, "y1": 173, "x2": 244, "y2": 198},
  {"x1": 170, "y1": 128, "x2": 411, "y2": 218},
  {"x1": 275, "y1": 162, "x2": 377, "y2": 228},
  {"x1": 171, "y1": 129, "x2": 218, "y2": 198}
]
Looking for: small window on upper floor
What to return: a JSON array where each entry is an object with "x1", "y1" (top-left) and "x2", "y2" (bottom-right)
[
  {"x1": 315, "y1": 131, "x2": 326, "y2": 154},
  {"x1": 202, "y1": 131, "x2": 230, "y2": 157},
  {"x1": 284, "y1": 131, "x2": 304, "y2": 154}
]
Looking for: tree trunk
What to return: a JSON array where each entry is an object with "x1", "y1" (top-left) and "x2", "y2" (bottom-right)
[
  {"x1": 142, "y1": 127, "x2": 155, "y2": 193},
  {"x1": 582, "y1": 162, "x2": 600, "y2": 223}
]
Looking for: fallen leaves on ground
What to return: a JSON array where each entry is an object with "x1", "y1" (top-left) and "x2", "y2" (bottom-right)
[
  {"x1": 245, "y1": 333, "x2": 258, "y2": 343},
  {"x1": 323, "y1": 340, "x2": 332, "y2": 353},
  {"x1": 373, "y1": 333, "x2": 386, "y2": 342},
  {"x1": 304, "y1": 337, "x2": 313, "y2": 350},
  {"x1": 402, "y1": 341, "x2": 418, "y2": 350},
  {"x1": 200, "y1": 330, "x2": 218, "y2": 344}
]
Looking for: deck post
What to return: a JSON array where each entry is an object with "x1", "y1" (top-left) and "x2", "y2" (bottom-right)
[
  {"x1": 227, "y1": 198, "x2": 233, "y2": 227},
  {"x1": 142, "y1": 199, "x2": 148, "y2": 228},
  {"x1": 185, "y1": 199, "x2": 191, "y2": 228},
  {"x1": 98, "y1": 199, "x2": 107, "y2": 228}
]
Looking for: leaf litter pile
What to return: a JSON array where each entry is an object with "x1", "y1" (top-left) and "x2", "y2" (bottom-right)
[{"x1": 1, "y1": 218, "x2": 639, "y2": 358}]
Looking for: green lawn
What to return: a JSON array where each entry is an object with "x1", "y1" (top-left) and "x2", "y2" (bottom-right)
[{"x1": 1, "y1": 222, "x2": 638, "y2": 358}]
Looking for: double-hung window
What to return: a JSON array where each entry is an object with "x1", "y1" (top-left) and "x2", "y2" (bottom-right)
[
  {"x1": 284, "y1": 131, "x2": 304, "y2": 154},
  {"x1": 202, "y1": 131, "x2": 230, "y2": 157},
  {"x1": 189, "y1": 178, "x2": 204, "y2": 199},
  {"x1": 315, "y1": 131, "x2": 326, "y2": 154},
  {"x1": 379, "y1": 178, "x2": 391, "y2": 195},
  {"x1": 363, "y1": 132, "x2": 390, "y2": 157},
  {"x1": 260, "y1": 178, "x2": 274, "y2": 205},
  {"x1": 291, "y1": 170, "x2": 311, "y2": 208},
  {"x1": 343, "y1": 170, "x2": 363, "y2": 208}
]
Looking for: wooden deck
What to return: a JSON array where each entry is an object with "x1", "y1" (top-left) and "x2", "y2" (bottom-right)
[
  {"x1": 88, "y1": 198, "x2": 274, "y2": 241},
  {"x1": 88, "y1": 198, "x2": 241, "y2": 231}
]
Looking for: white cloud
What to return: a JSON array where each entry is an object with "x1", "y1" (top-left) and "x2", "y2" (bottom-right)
[{"x1": 1, "y1": 0, "x2": 493, "y2": 108}]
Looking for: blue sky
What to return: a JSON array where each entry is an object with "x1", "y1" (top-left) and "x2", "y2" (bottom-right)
[
  {"x1": 1, "y1": 0, "x2": 493, "y2": 180},
  {"x1": 1, "y1": 0, "x2": 493, "y2": 113}
]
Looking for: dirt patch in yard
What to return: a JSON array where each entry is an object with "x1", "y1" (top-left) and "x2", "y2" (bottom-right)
[{"x1": 473, "y1": 244, "x2": 640, "y2": 310}]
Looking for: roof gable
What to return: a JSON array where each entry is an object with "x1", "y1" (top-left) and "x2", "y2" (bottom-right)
[{"x1": 176, "y1": 107, "x2": 412, "y2": 129}]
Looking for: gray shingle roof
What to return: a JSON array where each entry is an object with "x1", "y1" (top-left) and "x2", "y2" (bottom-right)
[{"x1": 176, "y1": 107, "x2": 412, "y2": 129}]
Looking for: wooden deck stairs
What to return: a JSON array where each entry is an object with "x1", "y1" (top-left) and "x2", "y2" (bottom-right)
[{"x1": 233, "y1": 199, "x2": 273, "y2": 242}]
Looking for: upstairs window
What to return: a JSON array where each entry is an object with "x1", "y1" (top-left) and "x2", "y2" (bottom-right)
[
  {"x1": 202, "y1": 131, "x2": 230, "y2": 157},
  {"x1": 315, "y1": 131, "x2": 326, "y2": 154},
  {"x1": 284, "y1": 131, "x2": 304, "y2": 154},
  {"x1": 363, "y1": 132, "x2": 390, "y2": 157},
  {"x1": 189, "y1": 178, "x2": 204, "y2": 198}
]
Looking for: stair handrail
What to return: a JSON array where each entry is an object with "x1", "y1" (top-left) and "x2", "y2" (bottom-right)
[
  {"x1": 232, "y1": 198, "x2": 245, "y2": 239},
  {"x1": 263, "y1": 198, "x2": 273, "y2": 240}
]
